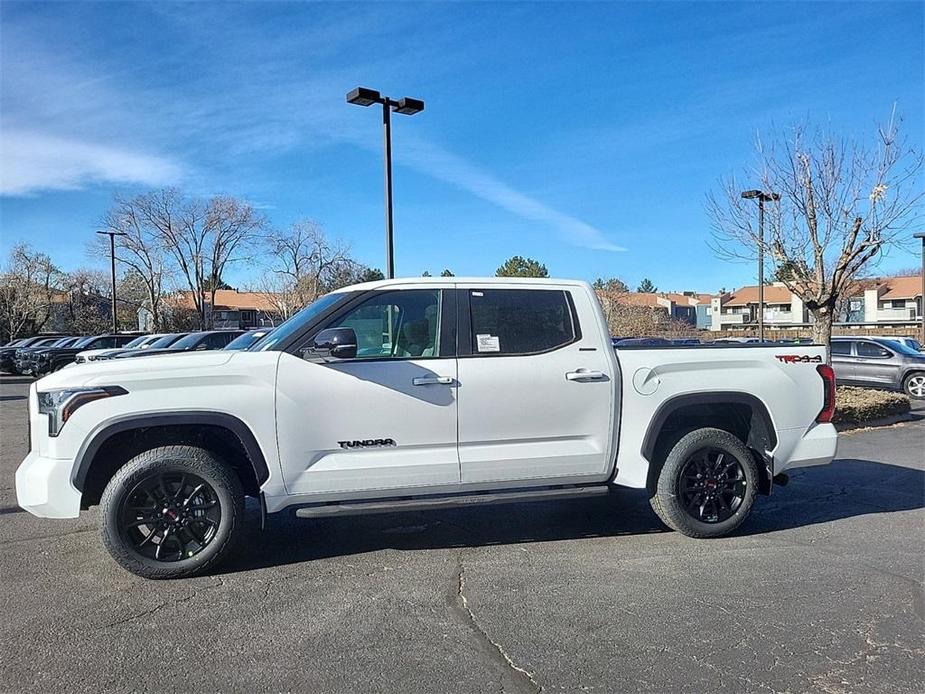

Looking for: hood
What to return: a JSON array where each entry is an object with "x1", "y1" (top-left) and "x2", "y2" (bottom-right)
[{"x1": 35, "y1": 350, "x2": 238, "y2": 390}]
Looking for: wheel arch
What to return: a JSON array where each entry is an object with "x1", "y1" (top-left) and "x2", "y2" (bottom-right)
[
  {"x1": 641, "y1": 392, "x2": 777, "y2": 495},
  {"x1": 73, "y1": 412, "x2": 270, "y2": 508}
]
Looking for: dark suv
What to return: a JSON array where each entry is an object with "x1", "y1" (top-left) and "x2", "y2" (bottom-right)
[
  {"x1": 0, "y1": 335, "x2": 69, "y2": 373},
  {"x1": 831, "y1": 337, "x2": 925, "y2": 399},
  {"x1": 34, "y1": 334, "x2": 142, "y2": 376}
]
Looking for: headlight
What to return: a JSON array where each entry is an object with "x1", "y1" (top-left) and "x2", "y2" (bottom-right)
[{"x1": 37, "y1": 386, "x2": 127, "y2": 436}]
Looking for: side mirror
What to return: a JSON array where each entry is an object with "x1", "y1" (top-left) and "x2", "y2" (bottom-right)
[{"x1": 303, "y1": 327, "x2": 358, "y2": 363}]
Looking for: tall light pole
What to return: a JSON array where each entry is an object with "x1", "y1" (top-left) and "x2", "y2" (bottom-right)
[
  {"x1": 96, "y1": 230, "x2": 127, "y2": 332},
  {"x1": 347, "y1": 86, "x2": 424, "y2": 279},
  {"x1": 914, "y1": 232, "x2": 925, "y2": 344},
  {"x1": 741, "y1": 190, "x2": 781, "y2": 342}
]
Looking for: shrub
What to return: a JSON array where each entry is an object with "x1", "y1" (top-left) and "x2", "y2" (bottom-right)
[{"x1": 833, "y1": 386, "x2": 911, "y2": 424}]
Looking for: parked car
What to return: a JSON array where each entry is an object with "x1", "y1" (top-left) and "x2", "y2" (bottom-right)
[
  {"x1": 224, "y1": 328, "x2": 275, "y2": 351},
  {"x1": 113, "y1": 330, "x2": 244, "y2": 359},
  {"x1": 33, "y1": 334, "x2": 142, "y2": 376},
  {"x1": 0, "y1": 335, "x2": 68, "y2": 372},
  {"x1": 859, "y1": 335, "x2": 923, "y2": 352},
  {"x1": 831, "y1": 337, "x2": 925, "y2": 399},
  {"x1": 14, "y1": 337, "x2": 81, "y2": 375},
  {"x1": 94, "y1": 333, "x2": 189, "y2": 361},
  {"x1": 74, "y1": 333, "x2": 168, "y2": 364},
  {"x1": 16, "y1": 277, "x2": 837, "y2": 579},
  {"x1": 612, "y1": 336, "x2": 672, "y2": 346}
]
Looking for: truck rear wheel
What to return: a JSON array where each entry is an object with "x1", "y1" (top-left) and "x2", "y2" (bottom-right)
[
  {"x1": 649, "y1": 427, "x2": 758, "y2": 538},
  {"x1": 99, "y1": 445, "x2": 244, "y2": 579}
]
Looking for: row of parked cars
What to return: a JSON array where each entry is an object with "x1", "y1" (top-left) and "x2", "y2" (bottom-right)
[{"x1": 0, "y1": 328, "x2": 275, "y2": 377}]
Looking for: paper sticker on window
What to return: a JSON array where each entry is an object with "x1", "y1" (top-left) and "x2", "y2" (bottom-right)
[{"x1": 476, "y1": 334, "x2": 500, "y2": 352}]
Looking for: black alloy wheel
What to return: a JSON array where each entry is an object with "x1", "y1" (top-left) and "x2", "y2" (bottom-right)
[
  {"x1": 677, "y1": 447, "x2": 747, "y2": 524},
  {"x1": 120, "y1": 471, "x2": 222, "y2": 562}
]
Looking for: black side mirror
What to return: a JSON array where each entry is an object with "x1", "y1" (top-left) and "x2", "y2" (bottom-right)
[{"x1": 303, "y1": 327, "x2": 358, "y2": 363}]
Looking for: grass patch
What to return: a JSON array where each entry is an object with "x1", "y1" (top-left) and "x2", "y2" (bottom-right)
[{"x1": 834, "y1": 386, "x2": 911, "y2": 425}]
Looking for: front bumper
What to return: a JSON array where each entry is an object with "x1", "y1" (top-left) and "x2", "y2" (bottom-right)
[{"x1": 15, "y1": 450, "x2": 81, "y2": 518}]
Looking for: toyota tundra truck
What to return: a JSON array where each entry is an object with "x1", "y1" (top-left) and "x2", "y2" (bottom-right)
[{"x1": 15, "y1": 278, "x2": 838, "y2": 579}]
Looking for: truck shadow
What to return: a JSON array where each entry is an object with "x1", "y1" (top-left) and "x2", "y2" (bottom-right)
[{"x1": 221, "y1": 458, "x2": 925, "y2": 575}]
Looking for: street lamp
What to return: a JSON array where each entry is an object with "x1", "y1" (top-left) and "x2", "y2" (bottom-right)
[
  {"x1": 741, "y1": 189, "x2": 781, "y2": 342},
  {"x1": 96, "y1": 230, "x2": 127, "y2": 332},
  {"x1": 914, "y1": 232, "x2": 925, "y2": 344},
  {"x1": 347, "y1": 86, "x2": 425, "y2": 279}
]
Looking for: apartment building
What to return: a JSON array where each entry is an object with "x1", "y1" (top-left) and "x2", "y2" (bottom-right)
[{"x1": 709, "y1": 276, "x2": 921, "y2": 332}]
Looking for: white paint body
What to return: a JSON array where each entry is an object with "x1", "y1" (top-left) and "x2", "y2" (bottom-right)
[{"x1": 15, "y1": 278, "x2": 838, "y2": 519}]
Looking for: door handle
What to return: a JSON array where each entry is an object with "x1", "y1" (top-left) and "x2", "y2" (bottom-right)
[
  {"x1": 566, "y1": 369, "x2": 607, "y2": 381},
  {"x1": 412, "y1": 376, "x2": 454, "y2": 386}
]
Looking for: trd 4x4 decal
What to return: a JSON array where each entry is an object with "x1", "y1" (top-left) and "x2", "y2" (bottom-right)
[{"x1": 775, "y1": 354, "x2": 823, "y2": 364}]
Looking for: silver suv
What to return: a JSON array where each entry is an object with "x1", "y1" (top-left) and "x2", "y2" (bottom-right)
[{"x1": 831, "y1": 337, "x2": 925, "y2": 399}]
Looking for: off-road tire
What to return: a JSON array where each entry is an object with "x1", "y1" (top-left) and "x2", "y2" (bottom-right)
[
  {"x1": 649, "y1": 427, "x2": 759, "y2": 538},
  {"x1": 100, "y1": 445, "x2": 244, "y2": 579}
]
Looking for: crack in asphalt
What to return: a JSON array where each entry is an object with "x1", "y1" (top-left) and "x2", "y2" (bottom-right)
[
  {"x1": 101, "y1": 577, "x2": 226, "y2": 629},
  {"x1": 448, "y1": 550, "x2": 541, "y2": 694}
]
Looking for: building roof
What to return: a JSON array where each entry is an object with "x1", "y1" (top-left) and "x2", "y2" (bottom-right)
[
  {"x1": 878, "y1": 275, "x2": 921, "y2": 300},
  {"x1": 172, "y1": 289, "x2": 279, "y2": 312},
  {"x1": 724, "y1": 284, "x2": 792, "y2": 306}
]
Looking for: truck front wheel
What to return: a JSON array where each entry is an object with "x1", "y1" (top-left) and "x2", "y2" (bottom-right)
[
  {"x1": 649, "y1": 427, "x2": 759, "y2": 538},
  {"x1": 99, "y1": 445, "x2": 245, "y2": 579}
]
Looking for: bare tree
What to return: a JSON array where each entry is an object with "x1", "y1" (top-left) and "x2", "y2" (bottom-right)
[
  {"x1": 255, "y1": 221, "x2": 355, "y2": 317},
  {"x1": 116, "y1": 189, "x2": 265, "y2": 329},
  {"x1": 709, "y1": 109, "x2": 923, "y2": 353},
  {"x1": 0, "y1": 243, "x2": 60, "y2": 339},
  {"x1": 98, "y1": 194, "x2": 171, "y2": 331},
  {"x1": 60, "y1": 268, "x2": 111, "y2": 335}
]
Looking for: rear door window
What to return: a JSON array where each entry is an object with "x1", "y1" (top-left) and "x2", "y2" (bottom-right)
[
  {"x1": 856, "y1": 342, "x2": 891, "y2": 358},
  {"x1": 831, "y1": 341, "x2": 852, "y2": 356},
  {"x1": 468, "y1": 289, "x2": 576, "y2": 355}
]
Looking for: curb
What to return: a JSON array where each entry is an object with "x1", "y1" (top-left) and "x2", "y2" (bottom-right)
[{"x1": 835, "y1": 411, "x2": 919, "y2": 432}]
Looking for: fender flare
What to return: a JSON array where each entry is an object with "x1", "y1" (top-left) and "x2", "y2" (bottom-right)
[
  {"x1": 640, "y1": 391, "x2": 777, "y2": 463},
  {"x1": 71, "y1": 411, "x2": 270, "y2": 491}
]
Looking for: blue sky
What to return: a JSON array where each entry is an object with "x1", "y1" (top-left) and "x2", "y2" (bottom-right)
[{"x1": 1, "y1": 1, "x2": 923, "y2": 292}]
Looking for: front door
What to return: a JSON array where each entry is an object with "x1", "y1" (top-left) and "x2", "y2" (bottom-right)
[
  {"x1": 275, "y1": 288, "x2": 459, "y2": 496},
  {"x1": 456, "y1": 286, "x2": 615, "y2": 484},
  {"x1": 853, "y1": 340, "x2": 902, "y2": 386}
]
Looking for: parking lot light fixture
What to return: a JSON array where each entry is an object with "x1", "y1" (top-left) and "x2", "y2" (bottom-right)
[
  {"x1": 346, "y1": 86, "x2": 425, "y2": 279},
  {"x1": 741, "y1": 189, "x2": 781, "y2": 342},
  {"x1": 96, "y1": 230, "x2": 127, "y2": 333}
]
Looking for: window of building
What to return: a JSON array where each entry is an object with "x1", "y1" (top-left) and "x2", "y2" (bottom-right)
[{"x1": 469, "y1": 289, "x2": 575, "y2": 355}]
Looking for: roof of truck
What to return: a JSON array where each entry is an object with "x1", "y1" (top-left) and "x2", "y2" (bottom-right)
[{"x1": 331, "y1": 276, "x2": 592, "y2": 293}]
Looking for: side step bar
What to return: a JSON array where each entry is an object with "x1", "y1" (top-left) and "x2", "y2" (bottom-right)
[{"x1": 294, "y1": 485, "x2": 610, "y2": 519}]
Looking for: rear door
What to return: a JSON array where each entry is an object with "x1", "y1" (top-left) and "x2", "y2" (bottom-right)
[
  {"x1": 456, "y1": 285, "x2": 614, "y2": 484},
  {"x1": 830, "y1": 340, "x2": 855, "y2": 383}
]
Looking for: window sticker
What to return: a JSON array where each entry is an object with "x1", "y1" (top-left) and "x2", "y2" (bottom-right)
[
  {"x1": 471, "y1": 291, "x2": 484, "y2": 297},
  {"x1": 476, "y1": 334, "x2": 500, "y2": 352}
]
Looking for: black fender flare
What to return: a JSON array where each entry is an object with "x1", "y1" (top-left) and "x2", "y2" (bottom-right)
[
  {"x1": 71, "y1": 411, "x2": 270, "y2": 491},
  {"x1": 640, "y1": 391, "x2": 777, "y2": 463}
]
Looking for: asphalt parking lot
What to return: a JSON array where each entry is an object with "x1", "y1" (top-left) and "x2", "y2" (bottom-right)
[{"x1": 1, "y1": 374, "x2": 923, "y2": 694}]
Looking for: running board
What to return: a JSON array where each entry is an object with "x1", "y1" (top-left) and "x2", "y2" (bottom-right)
[{"x1": 294, "y1": 485, "x2": 610, "y2": 518}]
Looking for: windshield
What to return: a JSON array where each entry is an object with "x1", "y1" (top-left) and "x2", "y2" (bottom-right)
[
  {"x1": 122, "y1": 335, "x2": 152, "y2": 349},
  {"x1": 148, "y1": 333, "x2": 186, "y2": 349},
  {"x1": 225, "y1": 329, "x2": 274, "y2": 351},
  {"x1": 881, "y1": 339, "x2": 925, "y2": 357},
  {"x1": 255, "y1": 292, "x2": 351, "y2": 351},
  {"x1": 170, "y1": 333, "x2": 207, "y2": 350},
  {"x1": 73, "y1": 335, "x2": 100, "y2": 348}
]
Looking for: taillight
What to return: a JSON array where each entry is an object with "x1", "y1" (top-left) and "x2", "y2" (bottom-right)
[{"x1": 816, "y1": 364, "x2": 836, "y2": 423}]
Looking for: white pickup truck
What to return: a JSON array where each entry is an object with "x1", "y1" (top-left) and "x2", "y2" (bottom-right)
[{"x1": 16, "y1": 277, "x2": 838, "y2": 578}]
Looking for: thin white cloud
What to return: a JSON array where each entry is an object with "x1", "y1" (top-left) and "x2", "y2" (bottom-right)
[
  {"x1": 397, "y1": 140, "x2": 625, "y2": 252},
  {"x1": 0, "y1": 130, "x2": 182, "y2": 196}
]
